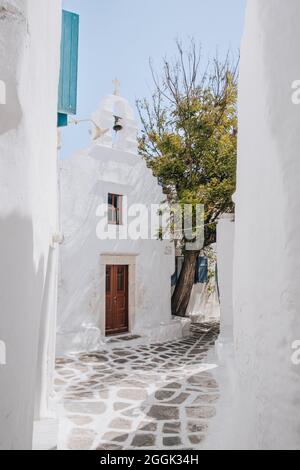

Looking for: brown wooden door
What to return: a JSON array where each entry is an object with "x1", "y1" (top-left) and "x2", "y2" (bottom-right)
[{"x1": 105, "y1": 265, "x2": 128, "y2": 335}]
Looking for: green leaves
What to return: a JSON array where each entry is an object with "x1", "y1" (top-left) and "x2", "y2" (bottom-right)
[{"x1": 137, "y1": 42, "x2": 238, "y2": 245}]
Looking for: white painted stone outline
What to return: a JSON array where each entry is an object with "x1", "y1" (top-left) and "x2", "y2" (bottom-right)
[{"x1": 54, "y1": 323, "x2": 220, "y2": 450}]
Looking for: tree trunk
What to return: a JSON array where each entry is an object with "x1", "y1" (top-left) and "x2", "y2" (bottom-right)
[{"x1": 171, "y1": 250, "x2": 200, "y2": 317}]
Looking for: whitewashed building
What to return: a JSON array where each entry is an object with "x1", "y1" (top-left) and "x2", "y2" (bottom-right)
[
  {"x1": 207, "y1": 0, "x2": 300, "y2": 450},
  {"x1": 57, "y1": 92, "x2": 186, "y2": 355},
  {"x1": 0, "y1": 0, "x2": 62, "y2": 450}
]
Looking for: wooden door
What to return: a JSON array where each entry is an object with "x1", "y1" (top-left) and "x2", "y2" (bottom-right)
[{"x1": 105, "y1": 265, "x2": 128, "y2": 336}]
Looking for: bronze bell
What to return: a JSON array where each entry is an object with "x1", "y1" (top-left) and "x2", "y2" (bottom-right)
[{"x1": 113, "y1": 115, "x2": 123, "y2": 132}]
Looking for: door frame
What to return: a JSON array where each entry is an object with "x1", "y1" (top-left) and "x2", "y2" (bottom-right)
[
  {"x1": 99, "y1": 254, "x2": 137, "y2": 337},
  {"x1": 105, "y1": 264, "x2": 129, "y2": 336}
]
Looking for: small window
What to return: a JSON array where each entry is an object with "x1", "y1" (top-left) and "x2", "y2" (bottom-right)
[{"x1": 108, "y1": 193, "x2": 122, "y2": 225}]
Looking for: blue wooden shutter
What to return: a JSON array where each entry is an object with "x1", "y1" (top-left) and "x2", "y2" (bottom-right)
[
  {"x1": 57, "y1": 10, "x2": 79, "y2": 126},
  {"x1": 171, "y1": 256, "x2": 184, "y2": 286},
  {"x1": 171, "y1": 256, "x2": 178, "y2": 286},
  {"x1": 195, "y1": 256, "x2": 208, "y2": 284},
  {"x1": 171, "y1": 271, "x2": 177, "y2": 286}
]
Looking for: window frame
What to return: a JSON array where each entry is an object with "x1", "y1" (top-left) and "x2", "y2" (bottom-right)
[{"x1": 108, "y1": 193, "x2": 123, "y2": 225}]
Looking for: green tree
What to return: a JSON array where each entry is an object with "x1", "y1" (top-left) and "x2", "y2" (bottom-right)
[{"x1": 137, "y1": 41, "x2": 238, "y2": 317}]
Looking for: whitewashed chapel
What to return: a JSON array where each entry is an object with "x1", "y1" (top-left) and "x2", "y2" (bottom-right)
[{"x1": 56, "y1": 90, "x2": 187, "y2": 355}]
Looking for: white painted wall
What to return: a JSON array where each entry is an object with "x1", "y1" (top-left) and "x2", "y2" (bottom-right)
[
  {"x1": 57, "y1": 95, "x2": 181, "y2": 355},
  {"x1": 233, "y1": 0, "x2": 300, "y2": 449},
  {"x1": 0, "y1": 0, "x2": 61, "y2": 449},
  {"x1": 187, "y1": 283, "x2": 220, "y2": 323},
  {"x1": 206, "y1": 0, "x2": 300, "y2": 450},
  {"x1": 0, "y1": 79, "x2": 6, "y2": 104},
  {"x1": 216, "y1": 215, "x2": 234, "y2": 341},
  {"x1": 186, "y1": 245, "x2": 220, "y2": 324}
]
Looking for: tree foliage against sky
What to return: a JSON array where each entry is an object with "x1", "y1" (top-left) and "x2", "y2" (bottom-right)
[
  {"x1": 137, "y1": 40, "x2": 238, "y2": 317},
  {"x1": 137, "y1": 40, "x2": 238, "y2": 248}
]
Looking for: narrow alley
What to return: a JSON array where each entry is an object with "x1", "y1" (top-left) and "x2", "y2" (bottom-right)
[{"x1": 55, "y1": 323, "x2": 219, "y2": 450}]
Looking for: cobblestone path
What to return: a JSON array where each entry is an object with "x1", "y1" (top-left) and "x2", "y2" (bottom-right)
[{"x1": 55, "y1": 322, "x2": 220, "y2": 450}]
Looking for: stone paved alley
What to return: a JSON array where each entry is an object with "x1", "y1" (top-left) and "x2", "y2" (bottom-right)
[{"x1": 55, "y1": 323, "x2": 220, "y2": 450}]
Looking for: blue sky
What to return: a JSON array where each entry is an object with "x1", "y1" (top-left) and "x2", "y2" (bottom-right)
[{"x1": 61, "y1": 0, "x2": 247, "y2": 159}]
